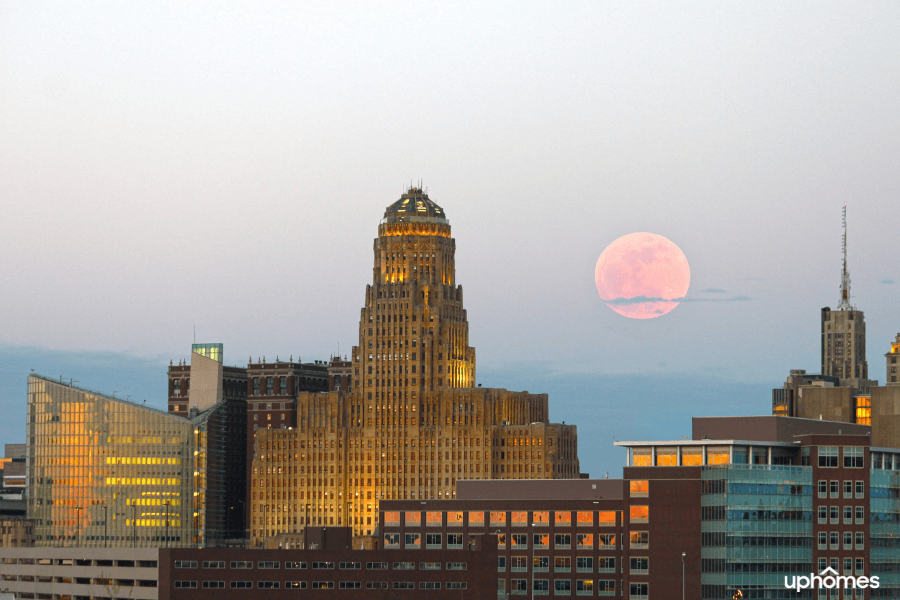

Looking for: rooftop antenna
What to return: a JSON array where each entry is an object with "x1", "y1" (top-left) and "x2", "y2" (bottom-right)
[
  {"x1": 193, "y1": 325, "x2": 196, "y2": 344},
  {"x1": 837, "y1": 203, "x2": 853, "y2": 310}
]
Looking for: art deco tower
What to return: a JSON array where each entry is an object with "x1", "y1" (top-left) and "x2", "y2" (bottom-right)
[{"x1": 351, "y1": 186, "x2": 476, "y2": 402}]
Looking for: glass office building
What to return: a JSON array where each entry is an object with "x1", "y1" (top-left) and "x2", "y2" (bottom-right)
[{"x1": 25, "y1": 375, "x2": 232, "y2": 548}]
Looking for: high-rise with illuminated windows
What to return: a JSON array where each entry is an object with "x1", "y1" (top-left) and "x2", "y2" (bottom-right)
[{"x1": 248, "y1": 188, "x2": 580, "y2": 544}]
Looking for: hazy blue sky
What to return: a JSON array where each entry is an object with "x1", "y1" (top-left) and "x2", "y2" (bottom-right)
[{"x1": 2, "y1": 2, "x2": 899, "y2": 477}]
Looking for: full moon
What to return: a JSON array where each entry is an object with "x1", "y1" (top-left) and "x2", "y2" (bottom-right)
[{"x1": 595, "y1": 232, "x2": 690, "y2": 319}]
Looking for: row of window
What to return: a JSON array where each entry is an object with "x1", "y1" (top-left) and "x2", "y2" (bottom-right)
[
  {"x1": 502, "y1": 580, "x2": 644, "y2": 597},
  {"x1": 817, "y1": 505, "x2": 866, "y2": 524},
  {"x1": 817, "y1": 531, "x2": 866, "y2": 551},
  {"x1": 174, "y1": 581, "x2": 466, "y2": 590},
  {"x1": 384, "y1": 532, "x2": 645, "y2": 550},
  {"x1": 817, "y1": 479, "x2": 866, "y2": 498},
  {"x1": 818, "y1": 446, "x2": 864, "y2": 468},
  {"x1": 383, "y1": 510, "x2": 619, "y2": 527},
  {"x1": 498, "y1": 556, "x2": 647, "y2": 574}
]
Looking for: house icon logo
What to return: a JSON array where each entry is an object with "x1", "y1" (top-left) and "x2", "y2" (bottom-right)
[{"x1": 785, "y1": 567, "x2": 880, "y2": 591}]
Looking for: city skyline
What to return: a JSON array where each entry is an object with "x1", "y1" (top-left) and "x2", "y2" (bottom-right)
[{"x1": 2, "y1": 2, "x2": 900, "y2": 480}]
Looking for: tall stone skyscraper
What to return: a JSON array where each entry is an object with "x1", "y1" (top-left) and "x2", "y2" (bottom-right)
[
  {"x1": 352, "y1": 186, "x2": 476, "y2": 403},
  {"x1": 248, "y1": 187, "x2": 580, "y2": 544},
  {"x1": 821, "y1": 205, "x2": 868, "y2": 383}
]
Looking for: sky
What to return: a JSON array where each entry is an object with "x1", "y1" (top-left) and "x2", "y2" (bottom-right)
[{"x1": 1, "y1": 2, "x2": 899, "y2": 478}]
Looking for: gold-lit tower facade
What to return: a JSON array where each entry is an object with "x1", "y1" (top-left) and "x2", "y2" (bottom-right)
[
  {"x1": 353, "y1": 186, "x2": 476, "y2": 400},
  {"x1": 248, "y1": 188, "x2": 580, "y2": 544}
]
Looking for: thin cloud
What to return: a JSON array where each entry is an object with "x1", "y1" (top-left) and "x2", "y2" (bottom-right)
[
  {"x1": 604, "y1": 295, "x2": 753, "y2": 306},
  {"x1": 882, "y1": 278, "x2": 896, "y2": 285},
  {"x1": 699, "y1": 288, "x2": 728, "y2": 293}
]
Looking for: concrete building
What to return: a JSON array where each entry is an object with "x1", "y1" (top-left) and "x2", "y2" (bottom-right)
[
  {"x1": 247, "y1": 188, "x2": 580, "y2": 542},
  {"x1": 26, "y1": 375, "x2": 244, "y2": 548}
]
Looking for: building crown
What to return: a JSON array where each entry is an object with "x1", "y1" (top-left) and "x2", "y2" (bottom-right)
[{"x1": 382, "y1": 186, "x2": 448, "y2": 225}]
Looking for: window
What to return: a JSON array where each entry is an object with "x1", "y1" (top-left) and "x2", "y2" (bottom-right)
[
  {"x1": 855, "y1": 506, "x2": 865, "y2": 524},
  {"x1": 312, "y1": 562, "x2": 335, "y2": 569},
  {"x1": 844, "y1": 506, "x2": 853, "y2": 524},
  {"x1": 818, "y1": 532, "x2": 827, "y2": 550},
  {"x1": 555, "y1": 534, "x2": 571, "y2": 549},
  {"x1": 830, "y1": 480, "x2": 839, "y2": 498},
  {"x1": 819, "y1": 446, "x2": 838, "y2": 467},
  {"x1": 258, "y1": 561, "x2": 279, "y2": 569},
  {"x1": 843, "y1": 531, "x2": 853, "y2": 550},
  {"x1": 202, "y1": 561, "x2": 225, "y2": 569},
  {"x1": 856, "y1": 531, "x2": 865, "y2": 549},
  {"x1": 174, "y1": 560, "x2": 198, "y2": 568},
  {"x1": 420, "y1": 582, "x2": 441, "y2": 590},
  {"x1": 511, "y1": 579, "x2": 527, "y2": 594},
  {"x1": 339, "y1": 582, "x2": 361, "y2": 589},
  {"x1": 420, "y1": 562, "x2": 441, "y2": 571},
  {"x1": 286, "y1": 561, "x2": 308, "y2": 569},
  {"x1": 405, "y1": 533, "x2": 420, "y2": 548},
  {"x1": 855, "y1": 480, "x2": 865, "y2": 498},
  {"x1": 818, "y1": 506, "x2": 827, "y2": 524},
  {"x1": 555, "y1": 557, "x2": 571, "y2": 572},
  {"x1": 577, "y1": 580, "x2": 594, "y2": 595},
  {"x1": 449, "y1": 511, "x2": 464, "y2": 526},
  {"x1": 257, "y1": 581, "x2": 279, "y2": 589},
  {"x1": 426, "y1": 533, "x2": 442, "y2": 549},
  {"x1": 830, "y1": 506, "x2": 839, "y2": 524},
  {"x1": 512, "y1": 556, "x2": 528, "y2": 573},
  {"x1": 555, "y1": 511, "x2": 572, "y2": 526},
  {"x1": 630, "y1": 480, "x2": 649, "y2": 497},
  {"x1": 630, "y1": 583, "x2": 648, "y2": 600},
  {"x1": 230, "y1": 561, "x2": 253, "y2": 569},
  {"x1": 384, "y1": 533, "x2": 400, "y2": 548},
  {"x1": 555, "y1": 580, "x2": 571, "y2": 594},
  {"x1": 630, "y1": 531, "x2": 649, "y2": 549},
  {"x1": 446, "y1": 562, "x2": 467, "y2": 570},
  {"x1": 844, "y1": 480, "x2": 853, "y2": 498},
  {"x1": 446, "y1": 583, "x2": 467, "y2": 590},
  {"x1": 406, "y1": 511, "x2": 421, "y2": 526},
  {"x1": 576, "y1": 533, "x2": 593, "y2": 549},
  {"x1": 533, "y1": 511, "x2": 550, "y2": 525},
  {"x1": 286, "y1": 582, "x2": 307, "y2": 589},
  {"x1": 629, "y1": 506, "x2": 649, "y2": 523},
  {"x1": 393, "y1": 562, "x2": 415, "y2": 570},
  {"x1": 393, "y1": 582, "x2": 415, "y2": 590},
  {"x1": 467, "y1": 511, "x2": 484, "y2": 527},
  {"x1": 490, "y1": 511, "x2": 506, "y2": 526},
  {"x1": 366, "y1": 562, "x2": 388, "y2": 570},
  {"x1": 830, "y1": 532, "x2": 839, "y2": 550},
  {"x1": 512, "y1": 533, "x2": 528, "y2": 548},
  {"x1": 366, "y1": 582, "x2": 388, "y2": 589},
  {"x1": 576, "y1": 557, "x2": 593, "y2": 573},
  {"x1": 855, "y1": 558, "x2": 865, "y2": 575},
  {"x1": 599, "y1": 557, "x2": 615, "y2": 572},
  {"x1": 202, "y1": 581, "x2": 224, "y2": 589},
  {"x1": 174, "y1": 581, "x2": 197, "y2": 589},
  {"x1": 598, "y1": 580, "x2": 615, "y2": 596},
  {"x1": 511, "y1": 511, "x2": 528, "y2": 526},
  {"x1": 818, "y1": 480, "x2": 827, "y2": 498},
  {"x1": 447, "y1": 533, "x2": 463, "y2": 549},
  {"x1": 630, "y1": 557, "x2": 648, "y2": 575},
  {"x1": 230, "y1": 581, "x2": 252, "y2": 589},
  {"x1": 597, "y1": 511, "x2": 615, "y2": 526},
  {"x1": 534, "y1": 556, "x2": 550, "y2": 572},
  {"x1": 844, "y1": 447, "x2": 864, "y2": 468},
  {"x1": 426, "y1": 511, "x2": 442, "y2": 526},
  {"x1": 312, "y1": 582, "x2": 335, "y2": 589},
  {"x1": 339, "y1": 562, "x2": 361, "y2": 570},
  {"x1": 598, "y1": 534, "x2": 615, "y2": 548},
  {"x1": 534, "y1": 533, "x2": 549, "y2": 549}
]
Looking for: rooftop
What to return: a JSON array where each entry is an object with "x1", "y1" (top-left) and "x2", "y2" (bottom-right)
[{"x1": 382, "y1": 186, "x2": 448, "y2": 225}]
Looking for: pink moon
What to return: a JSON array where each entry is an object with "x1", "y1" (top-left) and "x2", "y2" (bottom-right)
[{"x1": 594, "y1": 232, "x2": 690, "y2": 319}]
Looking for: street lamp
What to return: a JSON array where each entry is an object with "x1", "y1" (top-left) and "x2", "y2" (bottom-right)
[
  {"x1": 74, "y1": 507, "x2": 83, "y2": 547},
  {"x1": 682, "y1": 552, "x2": 686, "y2": 600},
  {"x1": 531, "y1": 523, "x2": 536, "y2": 600},
  {"x1": 102, "y1": 506, "x2": 108, "y2": 548}
]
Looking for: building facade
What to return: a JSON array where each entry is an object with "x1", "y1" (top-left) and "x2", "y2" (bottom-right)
[
  {"x1": 26, "y1": 375, "x2": 244, "y2": 548},
  {"x1": 247, "y1": 189, "x2": 580, "y2": 543},
  {"x1": 885, "y1": 334, "x2": 900, "y2": 385}
]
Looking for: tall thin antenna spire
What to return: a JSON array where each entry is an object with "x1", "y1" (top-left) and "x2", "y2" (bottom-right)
[{"x1": 837, "y1": 203, "x2": 853, "y2": 310}]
